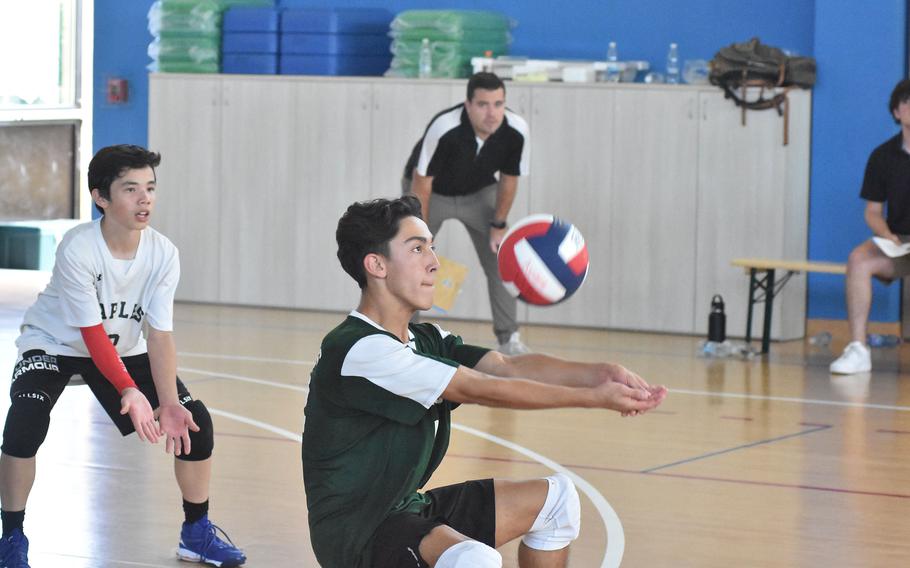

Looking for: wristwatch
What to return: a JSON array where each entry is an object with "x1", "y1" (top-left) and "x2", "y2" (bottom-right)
[{"x1": 490, "y1": 219, "x2": 507, "y2": 229}]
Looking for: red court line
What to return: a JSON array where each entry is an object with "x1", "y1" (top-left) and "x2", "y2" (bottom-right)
[{"x1": 446, "y1": 453, "x2": 910, "y2": 500}]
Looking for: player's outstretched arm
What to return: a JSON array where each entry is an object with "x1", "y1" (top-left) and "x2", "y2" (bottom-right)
[
  {"x1": 476, "y1": 351, "x2": 659, "y2": 391},
  {"x1": 147, "y1": 327, "x2": 199, "y2": 456},
  {"x1": 442, "y1": 364, "x2": 665, "y2": 414}
]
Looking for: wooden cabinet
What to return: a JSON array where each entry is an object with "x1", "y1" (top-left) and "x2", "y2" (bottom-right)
[
  {"x1": 148, "y1": 76, "x2": 222, "y2": 303},
  {"x1": 149, "y1": 75, "x2": 810, "y2": 339},
  {"x1": 525, "y1": 86, "x2": 615, "y2": 328},
  {"x1": 694, "y1": 90, "x2": 810, "y2": 340},
  {"x1": 608, "y1": 88, "x2": 699, "y2": 333}
]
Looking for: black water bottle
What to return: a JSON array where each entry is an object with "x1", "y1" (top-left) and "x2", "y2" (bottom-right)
[{"x1": 708, "y1": 294, "x2": 726, "y2": 343}]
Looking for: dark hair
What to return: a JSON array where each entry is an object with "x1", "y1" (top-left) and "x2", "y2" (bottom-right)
[
  {"x1": 889, "y1": 79, "x2": 910, "y2": 124},
  {"x1": 467, "y1": 72, "x2": 505, "y2": 101},
  {"x1": 336, "y1": 195, "x2": 423, "y2": 289},
  {"x1": 88, "y1": 144, "x2": 161, "y2": 214}
]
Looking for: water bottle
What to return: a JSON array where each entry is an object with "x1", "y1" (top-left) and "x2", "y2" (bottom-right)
[
  {"x1": 699, "y1": 340, "x2": 717, "y2": 357},
  {"x1": 882, "y1": 334, "x2": 901, "y2": 347},
  {"x1": 666, "y1": 42, "x2": 680, "y2": 84},
  {"x1": 605, "y1": 41, "x2": 620, "y2": 83},
  {"x1": 867, "y1": 333, "x2": 900, "y2": 348},
  {"x1": 418, "y1": 38, "x2": 432, "y2": 79},
  {"x1": 708, "y1": 294, "x2": 726, "y2": 343},
  {"x1": 808, "y1": 331, "x2": 832, "y2": 346}
]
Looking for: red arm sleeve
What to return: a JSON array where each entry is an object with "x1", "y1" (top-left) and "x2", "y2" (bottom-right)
[{"x1": 80, "y1": 324, "x2": 138, "y2": 394}]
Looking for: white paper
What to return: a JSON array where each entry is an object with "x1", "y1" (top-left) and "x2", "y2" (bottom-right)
[{"x1": 872, "y1": 236, "x2": 910, "y2": 258}]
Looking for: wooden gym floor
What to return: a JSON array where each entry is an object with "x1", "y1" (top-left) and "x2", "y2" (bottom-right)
[{"x1": 0, "y1": 269, "x2": 907, "y2": 567}]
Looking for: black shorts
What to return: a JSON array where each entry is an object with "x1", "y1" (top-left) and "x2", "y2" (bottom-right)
[
  {"x1": 10, "y1": 349, "x2": 192, "y2": 436},
  {"x1": 370, "y1": 479, "x2": 496, "y2": 568}
]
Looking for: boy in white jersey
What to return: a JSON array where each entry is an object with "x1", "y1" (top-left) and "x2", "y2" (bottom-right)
[
  {"x1": 302, "y1": 196, "x2": 668, "y2": 568},
  {"x1": 0, "y1": 145, "x2": 245, "y2": 567}
]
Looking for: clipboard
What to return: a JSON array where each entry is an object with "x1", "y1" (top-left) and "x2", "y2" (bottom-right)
[{"x1": 432, "y1": 255, "x2": 468, "y2": 312}]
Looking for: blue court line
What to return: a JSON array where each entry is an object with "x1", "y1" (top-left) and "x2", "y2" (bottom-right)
[{"x1": 640, "y1": 424, "x2": 832, "y2": 473}]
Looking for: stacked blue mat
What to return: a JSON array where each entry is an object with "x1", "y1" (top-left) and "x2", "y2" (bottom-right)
[
  {"x1": 279, "y1": 8, "x2": 392, "y2": 76},
  {"x1": 222, "y1": 6, "x2": 280, "y2": 74}
]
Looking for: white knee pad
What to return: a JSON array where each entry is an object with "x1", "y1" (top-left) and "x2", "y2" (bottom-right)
[
  {"x1": 435, "y1": 540, "x2": 502, "y2": 568},
  {"x1": 521, "y1": 473, "x2": 581, "y2": 551}
]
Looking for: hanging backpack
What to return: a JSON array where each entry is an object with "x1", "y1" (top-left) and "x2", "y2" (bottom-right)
[{"x1": 709, "y1": 37, "x2": 816, "y2": 144}]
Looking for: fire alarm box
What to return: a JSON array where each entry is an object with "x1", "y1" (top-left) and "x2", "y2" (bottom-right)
[{"x1": 107, "y1": 78, "x2": 129, "y2": 104}]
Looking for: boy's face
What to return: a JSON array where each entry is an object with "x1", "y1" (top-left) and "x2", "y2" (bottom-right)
[
  {"x1": 381, "y1": 216, "x2": 439, "y2": 311},
  {"x1": 92, "y1": 166, "x2": 156, "y2": 231},
  {"x1": 465, "y1": 87, "x2": 506, "y2": 139},
  {"x1": 894, "y1": 98, "x2": 910, "y2": 128}
]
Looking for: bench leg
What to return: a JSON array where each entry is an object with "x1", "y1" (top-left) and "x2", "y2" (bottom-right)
[
  {"x1": 745, "y1": 268, "x2": 758, "y2": 345},
  {"x1": 761, "y1": 269, "x2": 776, "y2": 354}
]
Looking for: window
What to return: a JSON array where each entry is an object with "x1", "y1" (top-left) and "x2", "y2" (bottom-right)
[
  {"x1": 0, "y1": 1, "x2": 77, "y2": 108},
  {"x1": 0, "y1": 0, "x2": 93, "y2": 220}
]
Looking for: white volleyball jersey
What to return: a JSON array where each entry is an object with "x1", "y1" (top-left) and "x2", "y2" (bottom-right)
[{"x1": 16, "y1": 219, "x2": 180, "y2": 358}]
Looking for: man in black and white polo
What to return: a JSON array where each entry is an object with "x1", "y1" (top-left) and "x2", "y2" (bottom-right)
[{"x1": 403, "y1": 72, "x2": 530, "y2": 355}]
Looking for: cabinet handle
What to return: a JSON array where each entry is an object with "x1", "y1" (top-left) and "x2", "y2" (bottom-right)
[
  {"x1": 701, "y1": 98, "x2": 708, "y2": 121},
  {"x1": 688, "y1": 98, "x2": 694, "y2": 119}
]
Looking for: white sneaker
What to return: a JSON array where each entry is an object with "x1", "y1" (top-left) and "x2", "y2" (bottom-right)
[
  {"x1": 829, "y1": 341, "x2": 871, "y2": 374},
  {"x1": 498, "y1": 332, "x2": 531, "y2": 356}
]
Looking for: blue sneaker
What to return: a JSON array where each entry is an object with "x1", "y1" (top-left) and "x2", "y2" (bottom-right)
[
  {"x1": 0, "y1": 529, "x2": 30, "y2": 568},
  {"x1": 177, "y1": 515, "x2": 246, "y2": 567}
]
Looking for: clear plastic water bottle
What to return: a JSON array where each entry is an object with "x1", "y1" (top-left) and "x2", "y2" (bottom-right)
[
  {"x1": 418, "y1": 38, "x2": 432, "y2": 79},
  {"x1": 666, "y1": 42, "x2": 680, "y2": 84},
  {"x1": 698, "y1": 340, "x2": 717, "y2": 357},
  {"x1": 808, "y1": 331, "x2": 832, "y2": 347},
  {"x1": 867, "y1": 333, "x2": 900, "y2": 348},
  {"x1": 605, "y1": 41, "x2": 620, "y2": 83}
]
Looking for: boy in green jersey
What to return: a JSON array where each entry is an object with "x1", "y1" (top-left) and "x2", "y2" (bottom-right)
[{"x1": 303, "y1": 195, "x2": 667, "y2": 568}]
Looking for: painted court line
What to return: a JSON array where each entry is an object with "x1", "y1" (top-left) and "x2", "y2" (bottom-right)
[
  {"x1": 641, "y1": 425, "x2": 831, "y2": 473},
  {"x1": 209, "y1": 408, "x2": 302, "y2": 443},
  {"x1": 178, "y1": 351, "x2": 315, "y2": 366},
  {"x1": 178, "y1": 366, "x2": 309, "y2": 393},
  {"x1": 670, "y1": 387, "x2": 910, "y2": 412},
  {"x1": 452, "y1": 423, "x2": 624, "y2": 568},
  {"x1": 205, "y1": 407, "x2": 624, "y2": 568},
  {"x1": 449, "y1": 453, "x2": 910, "y2": 500}
]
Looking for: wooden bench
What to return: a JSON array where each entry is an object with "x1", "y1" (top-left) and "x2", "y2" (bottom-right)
[{"x1": 731, "y1": 258, "x2": 847, "y2": 354}]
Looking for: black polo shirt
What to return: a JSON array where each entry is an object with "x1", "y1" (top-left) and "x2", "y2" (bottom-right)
[
  {"x1": 860, "y1": 133, "x2": 910, "y2": 234},
  {"x1": 403, "y1": 103, "x2": 529, "y2": 197}
]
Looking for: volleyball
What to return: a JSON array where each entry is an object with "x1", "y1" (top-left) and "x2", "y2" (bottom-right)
[{"x1": 497, "y1": 214, "x2": 589, "y2": 306}]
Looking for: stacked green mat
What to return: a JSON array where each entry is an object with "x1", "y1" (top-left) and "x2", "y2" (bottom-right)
[
  {"x1": 147, "y1": 0, "x2": 273, "y2": 73},
  {"x1": 385, "y1": 10, "x2": 512, "y2": 79}
]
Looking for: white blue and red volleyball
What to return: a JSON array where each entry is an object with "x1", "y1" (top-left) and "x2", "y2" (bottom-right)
[{"x1": 497, "y1": 214, "x2": 589, "y2": 306}]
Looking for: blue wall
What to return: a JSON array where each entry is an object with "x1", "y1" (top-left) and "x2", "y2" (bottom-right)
[
  {"x1": 809, "y1": 0, "x2": 907, "y2": 321},
  {"x1": 92, "y1": 0, "x2": 908, "y2": 321},
  {"x1": 93, "y1": 0, "x2": 154, "y2": 151}
]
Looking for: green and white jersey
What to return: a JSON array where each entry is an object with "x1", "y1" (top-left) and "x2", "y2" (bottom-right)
[{"x1": 302, "y1": 311, "x2": 489, "y2": 568}]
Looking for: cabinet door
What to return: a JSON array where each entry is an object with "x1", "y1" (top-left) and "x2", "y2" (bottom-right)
[
  {"x1": 695, "y1": 90, "x2": 810, "y2": 340},
  {"x1": 524, "y1": 86, "x2": 614, "y2": 328},
  {"x1": 609, "y1": 89, "x2": 699, "y2": 332},
  {"x1": 292, "y1": 80, "x2": 374, "y2": 312},
  {"x1": 148, "y1": 75, "x2": 222, "y2": 303},
  {"x1": 370, "y1": 81, "x2": 461, "y2": 199},
  {"x1": 217, "y1": 79, "x2": 298, "y2": 307}
]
